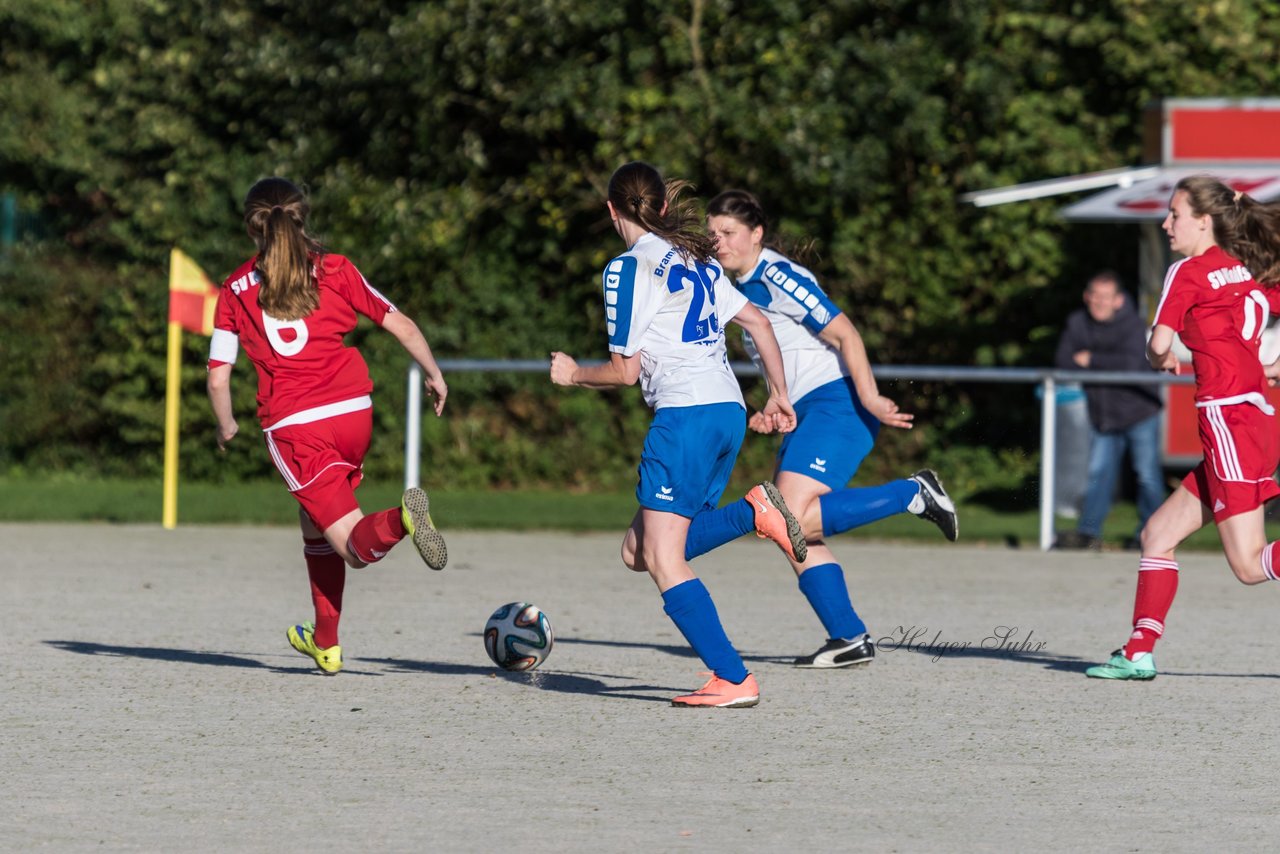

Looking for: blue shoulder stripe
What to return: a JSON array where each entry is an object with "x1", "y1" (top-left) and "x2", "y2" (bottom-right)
[
  {"x1": 603, "y1": 255, "x2": 638, "y2": 348},
  {"x1": 762, "y1": 260, "x2": 840, "y2": 331}
]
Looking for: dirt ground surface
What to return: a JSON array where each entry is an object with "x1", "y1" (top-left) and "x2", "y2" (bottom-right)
[{"x1": 4, "y1": 522, "x2": 1280, "y2": 852}]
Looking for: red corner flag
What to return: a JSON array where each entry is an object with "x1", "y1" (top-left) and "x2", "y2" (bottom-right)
[{"x1": 167, "y1": 248, "x2": 219, "y2": 335}]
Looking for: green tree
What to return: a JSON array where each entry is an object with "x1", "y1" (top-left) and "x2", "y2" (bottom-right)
[{"x1": 5, "y1": 0, "x2": 1280, "y2": 493}]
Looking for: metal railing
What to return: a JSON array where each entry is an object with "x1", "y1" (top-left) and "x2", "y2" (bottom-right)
[{"x1": 405, "y1": 360, "x2": 1195, "y2": 551}]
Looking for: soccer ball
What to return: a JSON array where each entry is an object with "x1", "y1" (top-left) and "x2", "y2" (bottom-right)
[{"x1": 484, "y1": 602, "x2": 554, "y2": 671}]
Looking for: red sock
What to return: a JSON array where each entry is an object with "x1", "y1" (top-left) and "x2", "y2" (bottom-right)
[
  {"x1": 1127, "y1": 557, "x2": 1179, "y2": 658},
  {"x1": 346, "y1": 507, "x2": 406, "y2": 564},
  {"x1": 304, "y1": 537, "x2": 345, "y2": 649},
  {"x1": 1262, "y1": 542, "x2": 1280, "y2": 582}
]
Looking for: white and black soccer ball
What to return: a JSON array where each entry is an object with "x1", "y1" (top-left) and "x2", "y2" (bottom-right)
[{"x1": 484, "y1": 602, "x2": 554, "y2": 671}]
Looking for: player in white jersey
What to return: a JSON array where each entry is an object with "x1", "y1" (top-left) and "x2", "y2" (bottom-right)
[
  {"x1": 551, "y1": 162, "x2": 802, "y2": 708},
  {"x1": 206, "y1": 177, "x2": 449, "y2": 675},
  {"x1": 693, "y1": 189, "x2": 958, "y2": 669}
]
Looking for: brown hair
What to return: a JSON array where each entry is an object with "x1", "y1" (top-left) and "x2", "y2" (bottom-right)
[
  {"x1": 706, "y1": 188, "x2": 818, "y2": 266},
  {"x1": 607, "y1": 162, "x2": 716, "y2": 264},
  {"x1": 1176, "y1": 175, "x2": 1280, "y2": 285},
  {"x1": 243, "y1": 177, "x2": 324, "y2": 320}
]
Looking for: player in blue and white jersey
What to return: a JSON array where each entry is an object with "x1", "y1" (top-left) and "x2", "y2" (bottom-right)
[
  {"x1": 691, "y1": 189, "x2": 958, "y2": 669},
  {"x1": 551, "y1": 162, "x2": 802, "y2": 708}
]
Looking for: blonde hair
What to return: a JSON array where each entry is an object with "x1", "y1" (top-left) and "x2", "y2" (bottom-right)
[{"x1": 243, "y1": 177, "x2": 324, "y2": 320}]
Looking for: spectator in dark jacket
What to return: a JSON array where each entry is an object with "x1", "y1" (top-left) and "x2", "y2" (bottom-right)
[{"x1": 1054, "y1": 271, "x2": 1165, "y2": 549}]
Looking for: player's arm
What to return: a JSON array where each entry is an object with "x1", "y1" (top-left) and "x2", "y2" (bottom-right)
[
  {"x1": 1146, "y1": 324, "x2": 1179, "y2": 372},
  {"x1": 206, "y1": 363, "x2": 238, "y2": 450},
  {"x1": 818, "y1": 313, "x2": 913, "y2": 429},
  {"x1": 550, "y1": 351, "x2": 641, "y2": 389},
  {"x1": 382, "y1": 311, "x2": 448, "y2": 416},
  {"x1": 730, "y1": 303, "x2": 796, "y2": 433}
]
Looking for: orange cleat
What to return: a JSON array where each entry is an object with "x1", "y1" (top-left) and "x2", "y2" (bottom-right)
[
  {"x1": 671, "y1": 673, "x2": 760, "y2": 708},
  {"x1": 745, "y1": 482, "x2": 807, "y2": 562}
]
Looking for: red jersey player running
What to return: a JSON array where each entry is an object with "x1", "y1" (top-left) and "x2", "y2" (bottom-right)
[
  {"x1": 207, "y1": 177, "x2": 449, "y2": 675},
  {"x1": 1087, "y1": 175, "x2": 1280, "y2": 680}
]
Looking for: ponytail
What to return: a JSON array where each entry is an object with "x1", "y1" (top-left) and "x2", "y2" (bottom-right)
[
  {"x1": 243, "y1": 177, "x2": 324, "y2": 320},
  {"x1": 607, "y1": 162, "x2": 717, "y2": 264}
]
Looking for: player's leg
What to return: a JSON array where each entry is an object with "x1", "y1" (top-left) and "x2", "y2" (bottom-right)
[
  {"x1": 266, "y1": 423, "x2": 361, "y2": 673},
  {"x1": 1085, "y1": 481, "x2": 1208, "y2": 681},
  {"x1": 648, "y1": 509, "x2": 757, "y2": 708},
  {"x1": 268, "y1": 415, "x2": 371, "y2": 569},
  {"x1": 638, "y1": 508, "x2": 697, "y2": 592},
  {"x1": 791, "y1": 544, "x2": 877, "y2": 669},
  {"x1": 774, "y1": 470, "x2": 831, "y2": 546},
  {"x1": 621, "y1": 509, "x2": 646, "y2": 572},
  {"x1": 321, "y1": 409, "x2": 446, "y2": 570},
  {"x1": 782, "y1": 382, "x2": 956, "y2": 542},
  {"x1": 299, "y1": 508, "x2": 346, "y2": 648},
  {"x1": 1207, "y1": 402, "x2": 1280, "y2": 586},
  {"x1": 1093, "y1": 404, "x2": 1280, "y2": 677},
  {"x1": 398, "y1": 486, "x2": 448, "y2": 569},
  {"x1": 784, "y1": 453, "x2": 954, "y2": 545},
  {"x1": 811, "y1": 477, "x2": 940, "y2": 539},
  {"x1": 680, "y1": 397, "x2": 804, "y2": 562},
  {"x1": 1218, "y1": 507, "x2": 1271, "y2": 585},
  {"x1": 337, "y1": 493, "x2": 446, "y2": 570},
  {"x1": 769, "y1": 473, "x2": 875, "y2": 667},
  {"x1": 324, "y1": 508, "x2": 370, "y2": 567},
  {"x1": 640, "y1": 404, "x2": 758, "y2": 707},
  {"x1": 683, "y1": 482, "x2": 806, "y2": 562},
  {"x1": 284, "y1": 508, "x2": 348, "y2": 674},
  {"x1": 286, "y1": 503, "x2": 363, "y2": 673}
]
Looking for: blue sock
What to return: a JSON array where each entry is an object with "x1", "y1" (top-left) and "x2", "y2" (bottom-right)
[
  {"x1": 819, "y1": 480, "x2": 919, "y2": 537},
  {"x1": 684, "y1": 499, "x2": 754, "y2": 561},
  {"x1": 797, "y1": 563, "x2": 866, "y2": 640},
  {"x1": 661, "y1": 578, "x2": 749, "y2": 683}
]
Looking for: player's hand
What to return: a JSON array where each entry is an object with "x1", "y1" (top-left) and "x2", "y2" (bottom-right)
[
  {"x1": 1266, "y1": 360, "x2": 1280, "y2": 387},
  {"x1": 1073, "y1": 350, "x2": 1091, "y2": 368},
  {"x1": 424, "y1": 373, "x2": 448, "y2": 416},
  {"x1": 747, "y1": 410, "x2": 777, "y2": 434},
  {"x1": 550, "y1": 351, "x2": 579, "y2": 386},
  {"x1": 1151, "y1": 350, "x2": 1179, "y2": 373},
  {"x1": 762, "y1": 395, "x2": 797, "y2": 434},
  {"x1": 864, "y1": 394, "x2": 913, "y2": 430},
  {"x1": 216, "y1": 421, "x2": 238, "y2": 451}
]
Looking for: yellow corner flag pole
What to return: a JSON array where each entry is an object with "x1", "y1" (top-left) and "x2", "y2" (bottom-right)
[
  {"x1": 162, "y1": 248, "x2": 219, "y2": 530},
  {"x1": 162, "y1": 318, "x2": 183, "y2": 529}
]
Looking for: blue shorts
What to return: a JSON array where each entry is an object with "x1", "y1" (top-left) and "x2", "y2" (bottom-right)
[
  {"x1": 777, "y1": 378, "x2": 880, "y2": 490},
  {"x1": 637, "y1": 403, "x2": 746, "y2": 518}
]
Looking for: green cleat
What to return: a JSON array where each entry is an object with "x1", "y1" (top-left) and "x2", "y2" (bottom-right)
[
  {"x1": 287, "y1": 622, "x2": 343, "y2": 675},
  {"x1": 402, "y1": 487, "x2": 447, "y2": 570},
  {"x1": 1085, "y1": 648, "x2": 1156, "y2": 680}
]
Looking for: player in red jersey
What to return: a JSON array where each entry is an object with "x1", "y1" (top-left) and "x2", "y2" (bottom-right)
[
  {"x1": 206, "y1": 177, "x2": 449, "y2": 674},
  {"x1": 1087, "y1": 175, "x2": 1280, "y2": 680}
]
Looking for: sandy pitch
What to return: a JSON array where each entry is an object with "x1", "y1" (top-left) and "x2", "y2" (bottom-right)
[{"x1": 4, "y1": 523, "x2": 1279, "y2": 852}]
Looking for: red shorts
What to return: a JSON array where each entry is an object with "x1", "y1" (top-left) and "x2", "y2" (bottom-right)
[
  {"x1": 264, "y1": 408, "x2": 373, "y2": 531},
  {"x1": 1182, "y1": 402, "x2": 1280, "y2": 522}
]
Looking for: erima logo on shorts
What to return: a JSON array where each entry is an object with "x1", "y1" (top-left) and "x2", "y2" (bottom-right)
[
  {"x1": 1215, "y1": 499, "x2": 1226, "y2": 512},
  {"x1": 809, "y1": 457, "x2": 827, "y2": 473},
  {"x1": 655, "y1": 485, "x2": 675, "y2": 502}
]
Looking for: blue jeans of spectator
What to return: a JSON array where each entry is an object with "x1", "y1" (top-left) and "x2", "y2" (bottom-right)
[{"x1": 1078, "y1": 412, "x2": 1164, "y2": 539}]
